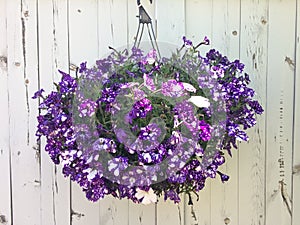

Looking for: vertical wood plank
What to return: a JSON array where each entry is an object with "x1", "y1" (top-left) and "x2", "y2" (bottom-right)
[
  {"x1": 99, "y1": 196, "x2": 129, "y2": 225},
  {"x1": 128, "y1": 202, "x2": 156, "y2": 225},
  {"x1": 7, "y1": 0, "x2": 41, "y2": 224},
  {"x1": 157, "y1": 198, "x2": 185, "y2": 225},
  {"x1": 127, "y1": 1, "x2": 157, "y2": 224},
  {"x1": 209, "y1": 1, "x2": 240, "y2": 225},
  {"x1": 292, "y1": 1, "x2": 300, "y2": 224},
  {"x1": 98, "y1": 1, "x2": 132, "y2": 225},
  {"x1": 155, "y1": 1, "x2": 185, "y2": 225},
  {"x1": 69, "y1": 0, "x2": 99, "y2": 66},
  {"x1": 185, "y1": 0, "x2": 213, "y2": 54},
  {"x1": 0, "y1": 0, "x2": 12, "y2": 224},
  {"x1": 239, "y1": 0, "x2": 268, "y2": 225},
  {"x1": 98, "y1": 0, "x2": 128, "y2": 56},
  {"x1": 68, "y1": 1, "x2": 101, "y2": 224},
  {"x1": 156, "y1": 0, "x2": 185, "y2": 45},
  {"x1": 38, "y1": 0, "x2": 71, "y2": 224},
  {"x1": 265, "y1": 1, "x2": 296, "y2": 225},
  {"x1": 184, "y1": 1, "x2": 213, "y2": 224}
]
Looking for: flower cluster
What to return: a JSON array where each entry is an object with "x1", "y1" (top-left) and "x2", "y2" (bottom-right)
[{"x1": 33, "y1": 36, "x2": 263, "y2": 205}]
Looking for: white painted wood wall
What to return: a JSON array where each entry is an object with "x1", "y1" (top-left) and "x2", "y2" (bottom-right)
[{"x1": 0, "y1": 0, "x2": 299, "y2": 224}]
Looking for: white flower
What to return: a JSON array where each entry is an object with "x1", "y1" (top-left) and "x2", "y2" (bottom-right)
[
  {"x1": 182, "y1": 83, "x2": 196, "y2": 93},
  {"x1": 135, "y1": 188, "x2": 157, "y2": 205},
  {"x1": 188, "y1": 96, "x2": 210, "y2": 108}
]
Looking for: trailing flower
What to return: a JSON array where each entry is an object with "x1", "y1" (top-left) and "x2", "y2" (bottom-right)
[{"x1": 33, "y1": 36, "x2": 263, "y2": 204}]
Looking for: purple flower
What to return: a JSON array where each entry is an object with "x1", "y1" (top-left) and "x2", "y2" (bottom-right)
[
  {"x1": 199, "y1": 120, "x2": 211, "y2": 141},
  {"x1": 78, "y1": 99, "x2": 98, "y2": 117},
  {"x1": 129, "y1": 98, "x2": 152, "y2": 119},
  {"x1": 217, "y1": 171, "x2": 230, "y2": 182},
  {"x1": 108, "y1": 157, "x2": 129, "y2": 177},
  {"x1": 183, "y1": 36, "x2": 193, "y2": 47},
  {"x1": 139, "y1": 123, "x2": 161, "y2": 142},
  {"x1": 141, "y1": 49, "x2": 157, "y2": 65},
  {"x1": 203, "y1": 36, "x2": 210, "y2": 45},
  {"x1": 143, "y1": 74, "x2": 156, "y2": 91},
  {"x1": 161, "y1": 79, "x2": 185, "y2": 97},
  {"x1": 32, "y1": 89, "x2": 44, "y2": 99},
  {"x1": 58, "y1": 70, "x2": 77, "y2": 94}
]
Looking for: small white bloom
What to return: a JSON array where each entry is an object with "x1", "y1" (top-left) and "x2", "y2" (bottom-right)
[
  {"x1": 188, "y1": 96, "x2": 210, "y2": 108},
  {"x1": 135, "y1": 188, "x2": 157, "y2": 205},
  {"x1": 182, "y1": 83, "x2": 196, "y2": 93}
]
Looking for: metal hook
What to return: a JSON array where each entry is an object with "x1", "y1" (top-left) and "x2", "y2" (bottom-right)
[{"x1": 133, "y1": 0, "x2": 161, "y2": 58}]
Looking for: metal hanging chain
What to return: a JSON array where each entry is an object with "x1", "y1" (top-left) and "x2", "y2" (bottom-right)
[{"x1": 133, "y1": 0, "x2": 161, "y2": 58}]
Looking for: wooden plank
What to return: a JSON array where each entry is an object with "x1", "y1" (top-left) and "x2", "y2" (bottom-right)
[
  {"x1": 239, "y1": 0, "x2": 269, "y2": 225},
  {"x1": 0, "y1": 0, "x2": 12, "y2": 224},
  {"x1": 98, "y1": 2, "x2": 133, "y2": 225},
  {"x1": 156, "y1": 0, "x2": 185, "y2": 46},
  {"x1": 6, "y1": 0, "x2": 41, "y2": 224},
  {"x1": 157, "y1": 198, "x2": 185, "y2": 225},
  {"x1": 155, "y1": 1, "x2": 186, "y2": 225},
  {"x1": 128, "y1": 201, "x2": 156, "y2": 225},
  {"x1": 265, "y1": 1, "x2": 297, "y2": 225},
  {"x1": 68, "y1": 1, "x2": 101, "y2": 224},
  {"x1": 210, "y1": 1, "x2": 240, "y2": 225},
  {"x1": 184, "y1": 1, "x2": 213, "y2": 224},
  {"x1": 38, "y1": 0, "x2": 71, "y2": 224},
  {"x1": 68, "y1": 0, "x2": 99, "y2": 67},
  {"x1": 127, "y1": 2, "x2": 157, "y2": 225},
  {"x1": 98, "y1": 0, "x2": 128, "y2": 56},
  {"x1": 292, "y1": 1, "x2": 300, "y2": 224},
  {"x1": 185, "y1": 0, "x2": 213, "y2": 54},
  {"x1": 99, "y1": 196, "x2": 129, "y2": 225}
]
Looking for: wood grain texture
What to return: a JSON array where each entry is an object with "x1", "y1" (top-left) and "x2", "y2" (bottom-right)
[
  {"x1": 68, "y1": 1, "x2": 101, "y2": 225},
  {"x1": 156, "y1": 0, "x2": 185, "y2": 45},
  {"x1": 185, "y1": 0, "x2": 213, "y2": 54},
  {"x1": 98, "y1": 0, "x2": 128, "y2": 56},
  {"x1": 239, "y1": 0, "x2": 268, "y2": 225},
  {"x1": 7, "y1": 0, "x2": 41, "y2": 224},
  {"x1": 185, "y1": 1, "x2": 213, "y2": 224},
  {"x1": 0, "y1": 1, "x2": 299, "y2": 224},
  {"x1": 0, "y1": 0, "x2": 12, "y2": 224},
  {"x1": 99, "y1": 196, "x2": 129, "y2": 225},
  {"x1": 210, "y1": 1, "x2": 240, "y2": 225},
  {"x1": 155, "y1": 1, "x2": 186, "y2": 224},
  {"x1": 266, "y1": 1, "x2": 296, "y2": 225},
  {"x1": 128, "y1": 201, "x2": 156, "y2": 225},
  {"x1": 292, "y1": 1, "x2": 300, "y2": 224},
  {"x1": 38, "y1": 0, "x2": 71, "y2": 224}
]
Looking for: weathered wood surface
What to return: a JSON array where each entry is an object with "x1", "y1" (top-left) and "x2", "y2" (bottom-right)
[{"x1": 0, "y1": 0, "x2": 299, "y2": 225}]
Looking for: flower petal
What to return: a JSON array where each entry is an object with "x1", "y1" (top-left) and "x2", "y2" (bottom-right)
[{"x1": 188, "y1": 96, "x2": 210, "y2": 108}]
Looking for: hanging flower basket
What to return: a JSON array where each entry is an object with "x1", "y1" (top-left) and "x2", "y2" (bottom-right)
[{"x1": 33, "y1": 37, "x2": 263, "y2": 204}]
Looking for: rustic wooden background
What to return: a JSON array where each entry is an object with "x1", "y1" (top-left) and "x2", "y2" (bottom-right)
[{"x1": 0, "y1": 0, "x2": 299, "y2": 224}]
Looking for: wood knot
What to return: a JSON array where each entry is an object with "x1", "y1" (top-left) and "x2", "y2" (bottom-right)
[
  {"x1": 0, "y1": 214, "x2": 8, "y2": 224},
  {"x1": 0, "y1": 56, "x2": 7, "y2": 64},
  {"x1": 232, "y1": 30, "x2": 238, "y2": 36},
  {"x1": 261, "y1": 18, "x2": 267, "y2": 25},
  {"x1": 24, "y1": 10, "x2": 29, "y2": 17},
  {"x1": 224, "y1": 217, "x2": 231, "y2": 224},
  {"x1": 0, "y1": 56, "x2": 7, "y2": 71}
]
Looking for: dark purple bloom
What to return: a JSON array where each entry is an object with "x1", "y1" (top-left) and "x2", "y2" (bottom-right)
[
  {"x1": 129, "y1": 98, "x2": 152, "y2": 119},
  {"x1": 183, "y1": 36, "x2": 193, "y2": 47},
  {"x1": 32, "y1": 89, "x2": 44, "y2": 99}
]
